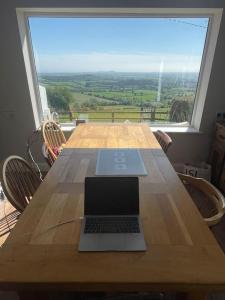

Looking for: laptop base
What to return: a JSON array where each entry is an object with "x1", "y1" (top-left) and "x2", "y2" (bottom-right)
[
  {"x1": 79, "y1": 233, "x2": 146, "y2": 252},
  {"x1": 79, "y1": 217, "x2": 146, "y2": 252}
]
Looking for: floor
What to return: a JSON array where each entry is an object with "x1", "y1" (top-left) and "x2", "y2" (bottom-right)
[
  {"x1": 0, "y1": 198, "x2": 20, "y2": 300},
  {"x1": 0, "y1": 199, "x2": 20, "y2": 247}
]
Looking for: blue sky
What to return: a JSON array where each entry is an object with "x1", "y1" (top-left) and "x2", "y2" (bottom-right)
[{"x1": 29, "y1": 17, "x2": 208, "y2": 73}]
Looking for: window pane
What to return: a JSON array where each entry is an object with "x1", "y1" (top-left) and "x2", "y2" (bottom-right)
[{"x1": 28, "y1": 17, "x2": 209, "y2": 125}]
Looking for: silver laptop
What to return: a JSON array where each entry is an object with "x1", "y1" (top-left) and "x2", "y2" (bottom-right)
[{"x1": 79, "y1": 177, "x2": 146, "y2": 252}]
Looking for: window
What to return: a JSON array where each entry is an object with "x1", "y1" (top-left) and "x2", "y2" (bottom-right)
[{"x1": 17, "y1": 8, "x2": 222, "y2": 129}]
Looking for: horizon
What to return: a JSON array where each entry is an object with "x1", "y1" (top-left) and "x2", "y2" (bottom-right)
[
  {"x1": 39, "y1": 71, "x2": 199, "y2": 75},
  {"x1": 29, "y1": 17, "x2": 208, "y2": 73}
]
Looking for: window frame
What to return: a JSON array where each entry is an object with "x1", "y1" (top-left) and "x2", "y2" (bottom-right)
[{"x1": 16, "y1": 7, "x2": 223, "y2": 130}]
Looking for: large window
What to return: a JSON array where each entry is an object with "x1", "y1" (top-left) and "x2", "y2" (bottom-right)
[{"x1": 17, "y1": 8, "x2": 222, "y2": 128}]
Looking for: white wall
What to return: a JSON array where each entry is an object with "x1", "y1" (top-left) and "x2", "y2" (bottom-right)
[{"x1": 1, "y1": 0, "x2": 225, "y2": 165}]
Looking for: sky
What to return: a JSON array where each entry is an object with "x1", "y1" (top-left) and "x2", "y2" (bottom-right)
[{"x1": 28, "y1": 17, "x2": 209, "y2": 73}]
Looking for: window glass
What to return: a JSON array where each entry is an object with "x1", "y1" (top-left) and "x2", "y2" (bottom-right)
[{"x1": 28, "y1": 17, "x2": 209, "y2": 124}]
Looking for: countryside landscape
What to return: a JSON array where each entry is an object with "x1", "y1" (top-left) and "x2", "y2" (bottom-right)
[{"x1": 39, "y1": 72, "x2": 199, "y2": 124}]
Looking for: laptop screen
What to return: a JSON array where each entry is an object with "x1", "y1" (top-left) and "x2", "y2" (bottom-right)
[{"x1": 84, "y1": 177, "x2": 139, "y2": 215}]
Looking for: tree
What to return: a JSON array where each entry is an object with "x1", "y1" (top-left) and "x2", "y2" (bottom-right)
[
  {"x1": 169, "y1": 100, "x2": 191, "y2": 123},
  {"x1": 46, "y1": 86, "x2": 73, "y2": 112}
]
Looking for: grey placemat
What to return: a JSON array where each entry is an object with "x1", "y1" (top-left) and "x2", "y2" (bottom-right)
[{"x1": 96, "y1": 149, "x2": 148, "y2": 176}]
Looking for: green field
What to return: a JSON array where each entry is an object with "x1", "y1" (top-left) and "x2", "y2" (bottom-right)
[
  {"x1": 87, "y1": 89, "x2": 157, "y2": 103},
  {"x1": 58, "y1": 105, "x2": 170, "y2": 123},
  {"x1": 39, "y1": 72, "x2": 196, "y2": 124}
]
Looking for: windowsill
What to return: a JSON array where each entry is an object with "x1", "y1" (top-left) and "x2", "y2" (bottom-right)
[
  {"x1": 60, "y1": 124, "x2": 76, "y2": 132},
  {"x1": 59, "y1": 123, "x2": 201, "y2": 134},
  {"x1": 150, "y1": 126, "x2": 201, "y2": 134}
]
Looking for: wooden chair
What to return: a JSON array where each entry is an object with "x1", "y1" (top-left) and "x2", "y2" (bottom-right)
[
  {"x1": 42, "y1": 143, "x2": 54, "y2": 167},
  {"x1": 0, "y1": 156, "x2": 41, "y2": 213},
  {"x1": 154, "y1": 130, "x2": 172, "y2": 153},
  {"x1": 42, "y1": 121, "x2": 66, "y2": 164},
  {"x1": 178, "y1": 173, "x2": 225, "y2": 227}
]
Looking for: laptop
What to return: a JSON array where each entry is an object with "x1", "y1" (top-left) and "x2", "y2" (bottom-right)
[{"x1": 79, "y1": 177, "x2": 146, "y2": 252}]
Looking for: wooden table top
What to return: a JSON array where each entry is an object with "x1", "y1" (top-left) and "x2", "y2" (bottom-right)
[
  {"x1": 1, "y1": 123, "x2": 225, "y2": 292},
  {"x1": 65, "y1": 123, "x2": 161, "y2": 149}
]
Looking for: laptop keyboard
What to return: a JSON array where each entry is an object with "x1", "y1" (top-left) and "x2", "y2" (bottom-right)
[{"x1": 84, "y1": 216, "x2": 140, "y2": 233}]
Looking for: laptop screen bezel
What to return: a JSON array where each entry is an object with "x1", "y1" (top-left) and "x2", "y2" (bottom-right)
[{"x1": 84, "y1": 177, "x2": 139, "y2": 216}]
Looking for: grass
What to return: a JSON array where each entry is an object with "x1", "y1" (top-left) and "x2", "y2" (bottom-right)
[
  {"x1": 88, "y1": 90, "x2": 157, "y2": 103},
  {"x1": 58, "y1": 106, "x2": 170, "y2": 123},
  {"x1": 40, "y1": 74, "x2": 194, "y2": 124}
]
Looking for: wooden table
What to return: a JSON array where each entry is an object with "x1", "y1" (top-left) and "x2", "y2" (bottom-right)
[{"x1": 1, "y1": 123, "x2": 225, "y2": 299}]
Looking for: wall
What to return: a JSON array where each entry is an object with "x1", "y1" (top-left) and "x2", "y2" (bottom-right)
[{"x1": 1, "y1": 0, "x2": 225, "y2": 166}]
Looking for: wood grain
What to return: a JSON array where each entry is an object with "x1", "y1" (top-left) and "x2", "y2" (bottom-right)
[
  {"x1": 0, "y1": 200, "x2": 18, "y2": 247},
  {"x1": 0, "y1": 123, "x2": 225, "y2": 293},
  {"x1": 65, "y1": 123, "x2": 160, "y2": 149}
]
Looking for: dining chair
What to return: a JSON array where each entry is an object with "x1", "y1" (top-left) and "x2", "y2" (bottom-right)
[
  {"x1": 0, "y1": 156, "x2": 41, "y2": 213},
  {"x1": 154, "y1": 130, "x2": 172, "y2": 153},
  {"x1": 178, "y1": 173, "x2": 225, "y2": 227},
  {"x1": 42, "y1": 120, "x2": 67, "y2": 164},
  {"x1": 76, "y1": 119, "x2": 86, "y2": 126},
  {"x1": 42, "y1": 143, "x2": 55, "y2": 167}
]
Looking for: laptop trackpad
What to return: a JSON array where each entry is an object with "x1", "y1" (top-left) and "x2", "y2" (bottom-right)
[{"x1": 79, "y1": 233, "x2": 146, "y2": 252}]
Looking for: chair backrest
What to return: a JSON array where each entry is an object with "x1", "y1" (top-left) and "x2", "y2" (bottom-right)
[
  {"x1": 0, "y1": 156, "x2": 41, "y2": 212},
  {"x1": 42, "y1": 143, "x2": 55, "y2": 167},
  {"x1": 42, "y1": 121, "x2": 66, "y2": 163},
  {"x1": 154, "y1": 130, "x2": 172, "y2": 153},
  {"x1": 178, "y1": 173, "x2": 225, "y2": 227}
]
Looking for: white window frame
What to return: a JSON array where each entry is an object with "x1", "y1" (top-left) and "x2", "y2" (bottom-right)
[{"x1": 16, "y1": 7, "x2": 223, "y2": 131}]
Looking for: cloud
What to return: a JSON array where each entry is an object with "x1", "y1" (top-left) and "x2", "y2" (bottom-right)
[{"x1": 35, "y1": 52, "x2": 201, "y2": 73}]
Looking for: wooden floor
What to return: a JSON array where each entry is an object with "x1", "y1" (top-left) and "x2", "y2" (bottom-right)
[
  {"x1": 0, "y1": 199, "x2": 19, "y2": 247},
  {"x1": 0, "y1": 200, "x2": 20, "y2": 299}
]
